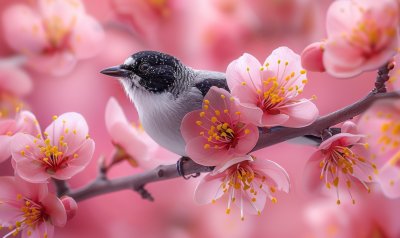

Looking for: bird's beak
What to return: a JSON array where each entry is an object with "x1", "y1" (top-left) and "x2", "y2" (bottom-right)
[{"x1": 100, "y1": 65, "x2": 131, "y2": 77}]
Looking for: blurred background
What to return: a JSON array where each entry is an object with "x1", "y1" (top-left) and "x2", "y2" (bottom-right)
[{"x1": 0, "y1": 0, "x2": 399, "y2": 237}]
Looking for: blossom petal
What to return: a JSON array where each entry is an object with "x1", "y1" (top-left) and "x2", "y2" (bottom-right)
[
  {"x1": 194, "y1": 172, "x2": 227, "y2": 204},
  {"x1": 105, "y1": 97, "x2": 128, "y2": 131},
  {"x1": 2, "y1": 5, "x2": 47, "y2": 54},
  {"x1": 0, "y1": 66, "x2": 33, "y2": 97},
  {"x1": 278, "y1": 99, "x2": 319, "y2": 128},
  {"x1": 0, "y1": 136, "x2": 12, "y2": 163},
  {"x1": 378, "y1": 163, "x2": 400, "y2": 198},
  {"x1": 45, "y1": 112, "x2": 89, "y2": 154},
  {"x1": 70, "y1": 15, "x2": 105, "y2": 59},
  {"x1": 303, "y1": 150, "x2": 325, "y2": 193},
  {"x1": 253, "y1": 159, "x2": 290, "y2": 193},
  {"x1": 11, "y1": 133, "x2": 50, "y2": 183},
  {"x1": 27, "y1": 51, "x2": 77, "y2": 76},
  {"x1": 226, "y1": 53, "x2": 262, "y2": 90},
  {"x1": 41, "y1": 194, "x2": 67, "y2": 227}
]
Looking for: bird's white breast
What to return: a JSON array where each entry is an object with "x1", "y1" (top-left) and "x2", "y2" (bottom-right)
[{"x1": 126, "y1": 86, "x2": 203, "y2": 156}]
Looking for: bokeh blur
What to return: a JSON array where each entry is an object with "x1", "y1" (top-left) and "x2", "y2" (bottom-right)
[{"x1": 0, "y1": 0, "x2": 399, "y2": 237}]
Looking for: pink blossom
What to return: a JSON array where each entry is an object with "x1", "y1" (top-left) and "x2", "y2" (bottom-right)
[
  {"x1": 304, "y1": 121, "x2": 377, "y2": 204},
  {"x1": 358, "y1": 99, "x2": 400, "y2": 198},
  {"x1": 60, "y1": 196, "x2": 78, "y2": 221},
  {"x1": 322, "y1": 0, "x2": 399, "y2": 78},
  {"x1": 0, "y1": 59, "x2": 33, "y2": 118},
  {"x1": 0, "y1": 176, "x2": 66, "y2": 238},
  {"x1": 2, "y1": 0, "x2": 104, "y2": 76},
  {"x1": 0, "y1": 110, "x2": 40, "y2": 163},
  {"x1": 105, "y1": 97, "x2": 161, "y2": 170},
  {"x1": 301, "y1": 42, "x2": 325, "y2": 72},
  {"x1": 194, "y1": 155, "x2": 290, "y2": 220},
  {"x1": 226, "y1": 47, "x2": 319, "y2": 127},
  {"x1": 11, "y1": 112, "x2": 95, "y2": 183},
  {"x1": 181, "y1": 87, "x2": 259, "y2": 169}
]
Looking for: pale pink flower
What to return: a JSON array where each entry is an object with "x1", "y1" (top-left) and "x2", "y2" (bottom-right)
[
  {"x1": 226, "y1": 47, "x2": 318, "y2": 128},
  {"x1": 194, "y1": 155, "x2": 290, "y2": 220},
  {"x1": 11, "y1": 112, "x2": 95, "y2": 183},
  {"x1": 181, "y1": 87, "x2": 259, "y2": 169},
  {"x1": 358, "y1": 99, "x2": 400, "y2": 198},
  {"x1": 0, "y1": 59, "x2": 33, "y2": 118},
  {"x1": 0, "y1": 110, "x2": 40, "y2": 163},
  {"x1": 304, "y1": 121, "x2": 377, "y2": 204},
  {"x1": 105, "y1": 97, "x2": 160, "y2": 170},
  {"x1": 322, "y1": 0, "x2": 399, "y2": 78},
  {"x1": 2, "y1": 0, "x2": 104, "y2": 76},
  {"x1": 0, "y1": 176, "x2": 66, "y2": 238}
]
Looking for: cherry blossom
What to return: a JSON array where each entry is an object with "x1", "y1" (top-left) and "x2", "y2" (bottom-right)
[
  {"x1": 303, "y1": 0, "x2": 399, "y2": 78},
  {"x1": 11, "y1": 112, "x2": 95, "y2": 183},
  {"x1": 0, "y1": 59, "x2": 32, "y2": 118},
  {"x1": 300, "y1": 42, "x2": 325, "y2": 73},
  {"x1": 0, "y1": 110, "x2": 40, "y2": 163},
  {"x1": 194, "y1": 155, "x2": 290, "y2": 220},
  {"x1": 358, "y1": 99, "x2": 400, "y2": 198},
  {"x1": 304, "y1": 121, "x2": 377, "y2": 204},
  {"x1": 105, "y1": 97, "x2": 161, "y2": 170},
  {"x1": 181, "y1": 87, "x2": 258, "y2": 169},
  {"x1": 0, "y1": 176, "x2": 66, "y2": 238},
  {"x1": 226, "y1": 47, "x2": 318, "y2": 127},
  {"x1": 2, "y1": 0, "x2": 104, "y2": 76}
]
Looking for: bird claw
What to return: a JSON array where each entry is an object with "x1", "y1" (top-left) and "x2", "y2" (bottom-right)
[{"x1": 177, "y1": 157, "x2": 200, "y2": 180}]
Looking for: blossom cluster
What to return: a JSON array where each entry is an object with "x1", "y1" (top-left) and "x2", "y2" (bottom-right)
[{"x1": 0, "y1": 0, "x2": 400, "y2": 237}]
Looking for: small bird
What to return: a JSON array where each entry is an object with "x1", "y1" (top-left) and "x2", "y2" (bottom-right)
[
  {"x1": 101, "y1": 51, "x2": 322, "y2": 157},
  {"x1": 101, "y1": 51, "x2": 229, "y2": 156}
]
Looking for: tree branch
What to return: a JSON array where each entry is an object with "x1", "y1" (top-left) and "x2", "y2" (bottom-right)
[{"x1": 67, "y1": 90, "x2": 399, "y2": 202}]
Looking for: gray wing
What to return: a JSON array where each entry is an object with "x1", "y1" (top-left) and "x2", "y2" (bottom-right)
[{"x1": 193, "y1": 70, "x2": 229, "y2": 97}]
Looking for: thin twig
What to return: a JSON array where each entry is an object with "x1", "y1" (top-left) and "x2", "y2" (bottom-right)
[{"x1": 53, "y1": 179, "x2": 70, "y2": 197}]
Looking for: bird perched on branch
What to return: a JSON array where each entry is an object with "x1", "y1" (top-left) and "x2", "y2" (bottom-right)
[
  {"x1": 101, "y1": 51, "x2": 320, "y2": 157},
  {"x1": 101, "y1": 51, "x2": 229, "y2": 156}
]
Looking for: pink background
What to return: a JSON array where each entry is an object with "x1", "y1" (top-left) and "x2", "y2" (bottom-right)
[{"x1": 1, "y1": 0, "x2": 399, "y2": 237}]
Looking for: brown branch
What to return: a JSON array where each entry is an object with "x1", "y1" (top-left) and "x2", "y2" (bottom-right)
[{"x1": 67, "y1": 90, "x2": 400, "y2": 202}]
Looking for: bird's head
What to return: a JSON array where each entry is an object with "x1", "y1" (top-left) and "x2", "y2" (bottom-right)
[{"x1": 101, "y1": 51, "x2": 189, "y2": 95}]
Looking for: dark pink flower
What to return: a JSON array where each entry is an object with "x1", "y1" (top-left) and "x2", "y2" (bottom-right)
[
  {"x1": 304, "y1": 121, "x2": 377, "y2": 204},
  {"x1": 0, "y1": 176, "x2": 66, "y2": 238},
  {"x1": 226, "y1": 47, "x2": 319, "y2": 127},
  {"x1": 301, "y1": 42, "x2": 325, "y2": 73},
  {"x1": 181, "y1": 87, "x2": 258, "y2": 169},
  {"x1": 0, "y1": 110, "x2": 40, "y2": 163},
  {"x1": 2, "y1": 0, "x2": 104, "y2": 76},
  {"x1": 194, "y1": 155, "x2": 290, "y2": 220},
  {"x1": 61, "y1": 196, "x2": 78, "y2": 221},
  {"x1": 323, "y1": 0, "x2": 398, "y2": 78},
  {"x1": 11, "y1": 112, "x2": 95, "y2": 183}
]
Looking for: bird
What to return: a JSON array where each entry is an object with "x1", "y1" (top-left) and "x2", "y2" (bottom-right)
[
  {"x1": 101, "y1": 51, "x2": 322, "y2": 157},
  {"x1": 100, "y1": 51, "x2": 230, "y2": 156}
]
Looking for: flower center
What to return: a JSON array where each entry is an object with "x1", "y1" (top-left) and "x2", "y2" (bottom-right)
[
  {"x1": 378, "y1": 118, "x2": 400, "y2": 153},
  {"x1": 346, "y1": 7, "x2": 397, "y2": 55},
  {"x1": 39, "y1": 138, "x2": 69, "y2": 174},
  {"x1": 42, "y1": 15, "x2": 76, "y2": 53},
  {"x1": 5, "y1": 195, "x2": 49, "y2": 237},
  {"x1": 241, "y1": 63, "x2": 307, "y2": 113},
  {"x1": 196, "y1": 96, "x2": 250, "y2": 151},
  {"x1": 320, "y1": 145, "x2": 376, "y2": 204}
]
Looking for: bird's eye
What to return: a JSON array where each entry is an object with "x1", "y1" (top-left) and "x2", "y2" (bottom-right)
[{"x1": 138, "y1": 63, "x2": 150, "y2": 72}]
